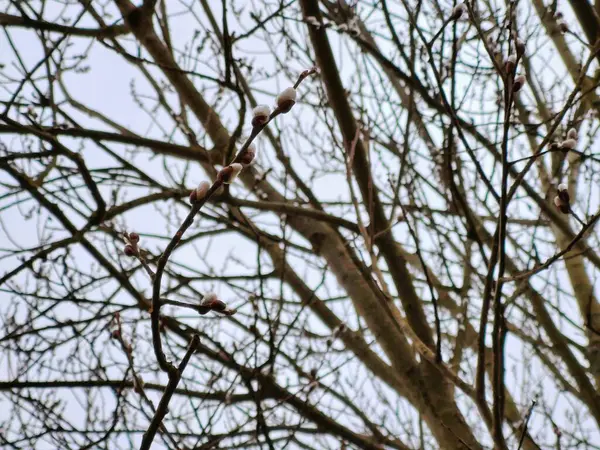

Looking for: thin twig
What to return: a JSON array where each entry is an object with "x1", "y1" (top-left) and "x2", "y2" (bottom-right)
[
  {"x1": 517, "y1": 400, "x2": 537, "y2": 450},
  {"x1": 139, "y1": 334, "x2": 200, "y2": 450}
]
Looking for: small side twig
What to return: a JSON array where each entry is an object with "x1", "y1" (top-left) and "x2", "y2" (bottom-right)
[
  {"x1": 517, "y1": 400, "x2": 536, "y2": 450},
  {"x1": 501, "y1": 207, "x2": 600, "y2": 282}
]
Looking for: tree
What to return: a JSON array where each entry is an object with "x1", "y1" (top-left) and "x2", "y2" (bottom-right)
[{"x1": 1, "y1": 0, "x2": 600, "y2": 448}]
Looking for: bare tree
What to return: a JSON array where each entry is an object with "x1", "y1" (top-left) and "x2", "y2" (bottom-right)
[{"x1": 1, "y1": 0, "x2": 600, "y2": 449}]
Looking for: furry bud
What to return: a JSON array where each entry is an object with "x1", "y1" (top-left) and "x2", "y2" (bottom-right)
[
  {"x1": 201, "y1": 292, "x2": 227, "y2": 312},
  {"x1": 207, "y1": 299, "x2": 228, "y2": 311},
  {"x1": 557, "y1": 183, "x2": 570, "y2": 203},
  {"x1": 252, "y1": 105, "x2": 270, "y2": 127},
  {"x1": 221, "y1": 163, "x2": 243, "y2": 184},
  {"x1": 561, "y1": 138, "x2": 577, "y2": 150},
  {"x1": 515, "y1": 38, "x2": 526, "y2": 57},
  {"x1": 306, "y1": 16, "x2": 319, "y2": 26},
  {"x1": 189, "y1": 181, "x2": 210, "y2": 204},
  {"x1": 239, "y1": 143, "x2": 257, "y2": 165},
  {"x1": 202, "y1": 292, "x2": 218, "y2": 303},
  {"x1": 513, "y1": 74, "x2": 526, "y2": 92},
  {"x1": 451, "y1": 3, "x2": 467, "y2": 20},
  {"x1": 196, "y1": 181, "x2": 210, "y2": 199},
  {"x1": 505, "y1": 54, "x2": 517, "y2": 73},
  {"x1": 567, "y1": 128, "x2": 577, "y2": 141},
  {"x1": 554, "y1": 196, "x2": 570, "y2": 214},
  {"x1": 557, "y1": 19, "x2": 568, "y2": 34},
  {"x1": 217, "y1": 164, "x2": 243, "y2": 184},
  {"x1": 276, "y1": 87, "x2": 296, "y2": 113}
]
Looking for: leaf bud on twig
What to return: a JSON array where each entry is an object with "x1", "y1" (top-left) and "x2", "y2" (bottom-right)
[
  {"x1": 513, "y1": 74, "x2": 526, "y2": 92},
  {"x1": 553, "y1": 195, "x2": 570, "y2": 214},
  {"x1": 189, "y1": 180, "x2": 211, "y2": 204},
  {"x1": 239, "y1": 143, "x2": 257, "y2": 165},
  {"x1": 217, "y1": 163, "x2": 243, "y2": 184},
  {"x1": 505, "y1": 54, "x2": 517, "y2": 73},
  {"x1": 451, "y1": 3, "x2": 467, "y2": 20},
  {"x1": 515, "y1": 38, "x2": 526, "y2": 57},
  {"x1": 557, "y1": 183, "x2": 570, "y2": 203}
]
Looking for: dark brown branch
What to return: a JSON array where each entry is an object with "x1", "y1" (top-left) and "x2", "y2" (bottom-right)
[
  {"x1": 0, "y1": 12, "x2": 129, "y2": 37},
  {"x1": 139, "y1": 334, "x2": 200, "y2": 450}
]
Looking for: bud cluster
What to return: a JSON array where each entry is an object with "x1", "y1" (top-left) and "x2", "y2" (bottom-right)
[
  {"x1": 504, "y1": 36, "x2": 527, "y2": 92},
  {"x1": 560, "y1": 127, "x2": 578, "y2": 152},
  {"x1": 109, "y1": 313, "x2": 133, "y2": 354},
  {"x1": 552, "y1": 11, "x2": 568, "y2": 34},
  {"x1": 123, "y1": 232, "x2": 141, "y2": 257}
]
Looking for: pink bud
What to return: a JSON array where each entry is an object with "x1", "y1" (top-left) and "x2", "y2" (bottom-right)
[
  {"x1": 567, "y1": 128, "x2": 577, "y2": 140},
  {"x1": 124, "y1": 245, "x2": 135, "y2": 256},
  {"x1": 129, "y1": 232, "x2": 140, "y2": 243}
]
